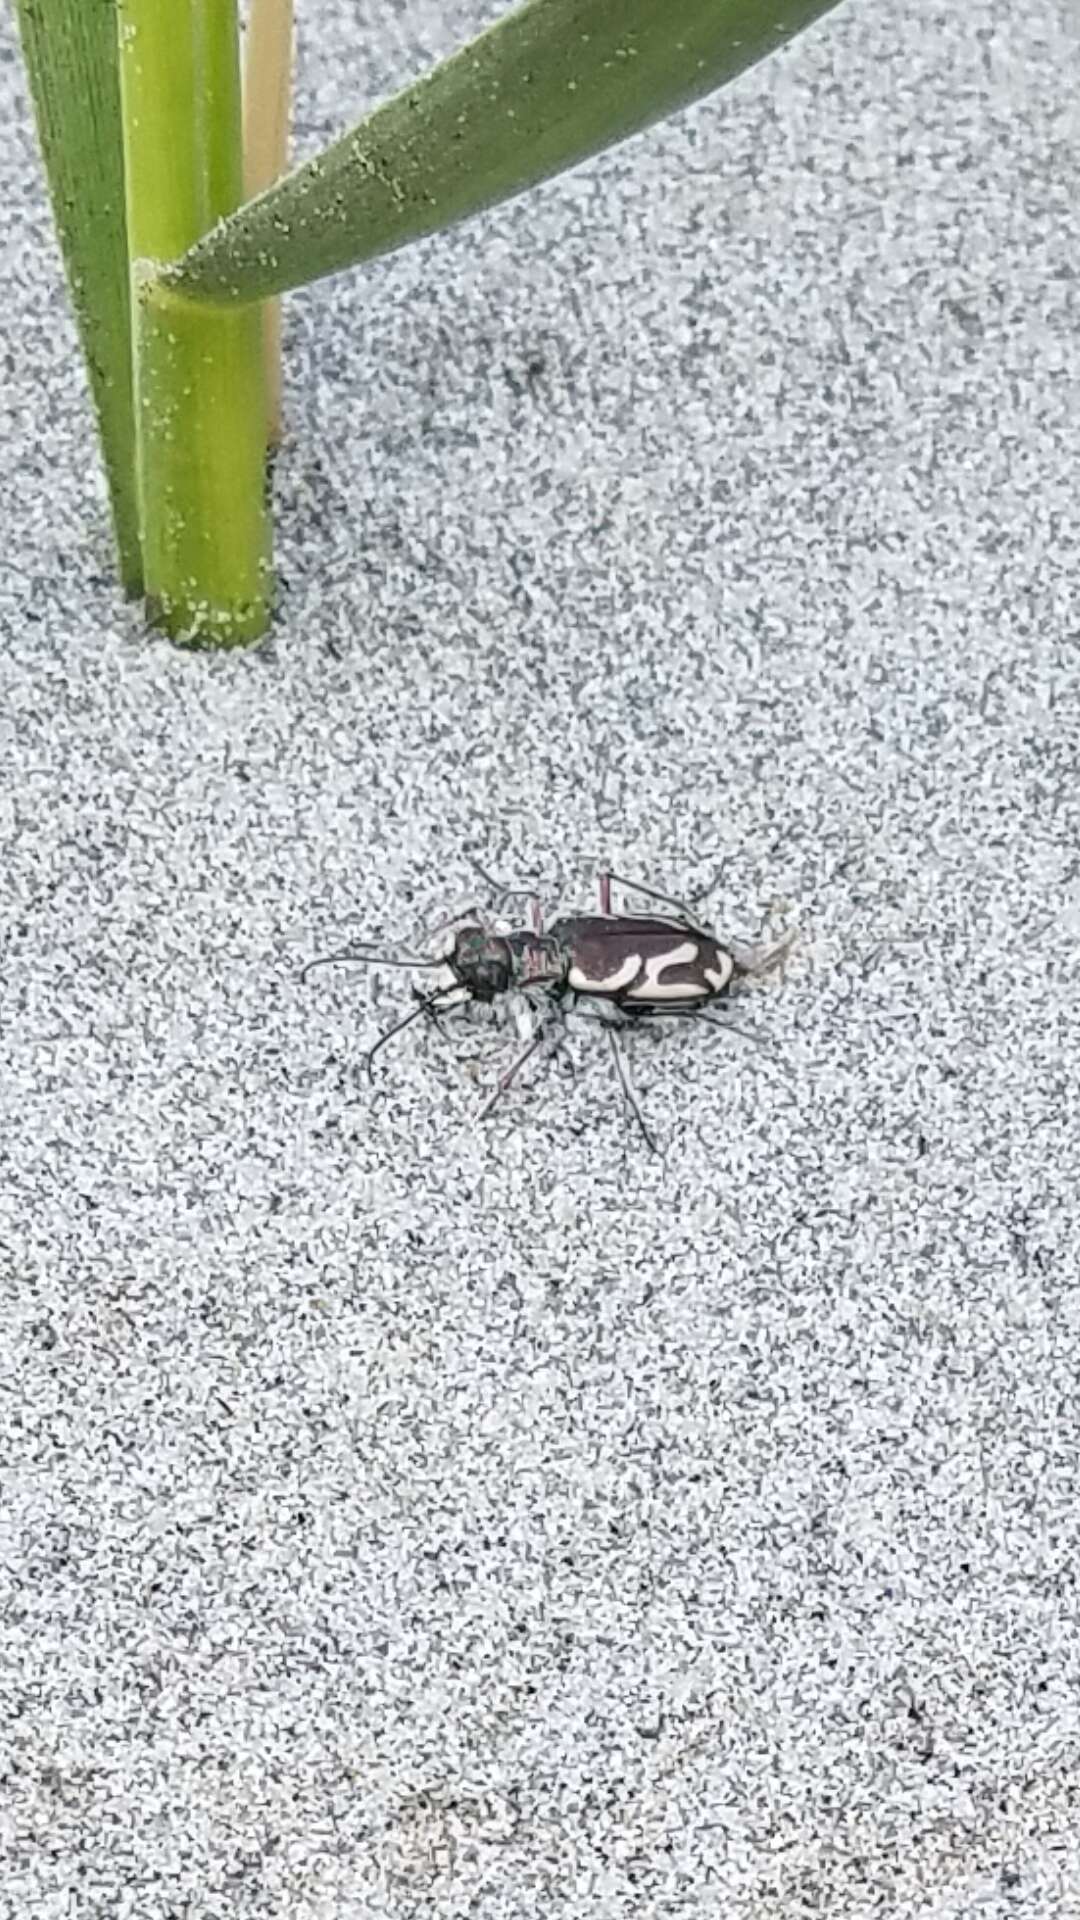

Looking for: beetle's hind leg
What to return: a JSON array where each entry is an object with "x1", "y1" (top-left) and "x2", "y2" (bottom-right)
[
  {"x1": 635, "y1": 1003, "x2": 786, "y2": 1074},
  {"x1": 598, "y1": 870, "x2": 712, "y2": 933},
  {"x1": 634, "y1": 1001, "x2": 763, "y2": 1042},
  {"x1": 730, "y1": 923, "x2": 798, "y2": 981}
]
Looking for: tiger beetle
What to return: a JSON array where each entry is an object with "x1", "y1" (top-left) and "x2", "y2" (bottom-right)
[{"x1": 303, "y1": 864, "x2": 794, "y2": 1151}]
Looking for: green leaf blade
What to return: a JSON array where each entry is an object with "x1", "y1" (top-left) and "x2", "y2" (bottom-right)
[
  {"x1": 168, "y1": 0, "x2": 846, "y2": 307},
  {"x1": 14, "y1": 0, "x2": 142, "y2": 591}
]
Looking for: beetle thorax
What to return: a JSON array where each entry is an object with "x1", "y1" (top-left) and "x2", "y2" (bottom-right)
[{"x1": 507, "y1": 930, "x2": 565, "y2": 987}]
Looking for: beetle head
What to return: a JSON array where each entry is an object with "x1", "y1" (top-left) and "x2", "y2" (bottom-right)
[{"x1": 449, "y1": 926, "x2": 513, "y2": 1002}]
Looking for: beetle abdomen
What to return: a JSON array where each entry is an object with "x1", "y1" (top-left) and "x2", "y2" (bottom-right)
[{"x1": 552, "y1": 916, "x2": 733, "y2": 1005}]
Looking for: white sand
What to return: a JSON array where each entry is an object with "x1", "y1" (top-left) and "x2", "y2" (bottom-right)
[{"x1": 2, "y1": 0, "x2": 1079, "y2": 1912}]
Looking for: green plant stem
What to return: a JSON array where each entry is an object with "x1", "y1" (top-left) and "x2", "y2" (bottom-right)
[
  {"x1": 118, "y1": 0, "x2": 270, "y2": 644},
  {"x1": 14, "y1": 0, "x2": 141, "y2": 592},
  {"x1": 167, "y1": 0, "x2": 845, "y2": 307}
]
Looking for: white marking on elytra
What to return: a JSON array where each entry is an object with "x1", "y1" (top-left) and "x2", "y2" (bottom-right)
[
  {"x1": 567, "y1": 953, "x2": 640, "y2": 995},
  {"x1": 704, "y1": 954, "x2": 734, "y2": 992},
  {"x1": 625, "y1": 941, "x2": 705, "y2": 1002}
]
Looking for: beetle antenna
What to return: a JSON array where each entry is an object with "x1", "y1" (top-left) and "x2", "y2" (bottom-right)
[{"x1": 301, "y1": 946, "x2": 434, "y2": 983}]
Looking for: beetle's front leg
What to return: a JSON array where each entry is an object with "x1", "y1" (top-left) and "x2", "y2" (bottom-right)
[
  {"x1": 411, "y1": 981, "x2": 459, "y2": 1049},
  {"x1": 465, "y1": 854, "x2": 545, "y2": 935}
]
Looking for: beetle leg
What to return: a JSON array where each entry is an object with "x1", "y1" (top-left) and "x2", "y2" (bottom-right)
[
  {"x1": 604, "y1": 1025, "x2": 660, "y2": 1155},
  {"x1": 731, "y1": 925, "x2": 798, "y2": 979},
  {"x1": 465, "y1": 853, "x2": 545, "y2": 933},
  {"x1": 701, "y1": 1010, "x2": 768, "y2": 1048},
  {"x1": 634, "y1": 1004, "x2": 781, "y2": 1063},
  {"x1": 559, "y1": 1000, "x2": 658, "y2": 1145},
  {"x1": 423, "y1": 901, "x2": 490, "y2": 945},
  {"x1": 477, "y1": 1007, "x2": 559, "y2": 1122},
  {"x1": 601, "y1": 871, "x2": 711, "y2": 933},
  {"x1": 465, "y1": 852, "x2": 517, "y2": 894},
  {"x1": 560, "y1": 995, "x2": 623, "y2": 1028},
  {"x1": 412, "y1": 982, "x2": 466, "y2": 1049},
  {"x1": 365, "y1": 986, "x2": 466, "y2": 1080}
]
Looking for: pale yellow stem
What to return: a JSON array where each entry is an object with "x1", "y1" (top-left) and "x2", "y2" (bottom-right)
[{"x1": 242, "y1": 0, "x2": 293, "y2": 444}]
